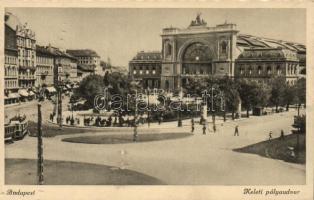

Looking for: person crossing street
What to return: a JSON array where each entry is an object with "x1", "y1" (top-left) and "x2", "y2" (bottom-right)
[
  {"x1": 234, "y1": 125, "x2": 239, "y2": 136},
  {"x1": 203, "y1": 123, "x2": 206, "y2": 135},
  {"x1": 191, "y1": 118, "x2": 195, "y2": 133}
]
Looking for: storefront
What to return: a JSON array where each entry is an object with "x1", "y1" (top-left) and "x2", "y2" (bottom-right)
[
  {"x1": 18, "y1": 89, "x2": 29, "y2": 102},
  {"x1": 45, "y1": 86, "x2": 57, "y2": 99},
  {"x1": 28, "y1": 91, "x2": 36, "y2": 100},
  {"x1": 4, "y1": 93, "x2": 20, "y2": 105}
]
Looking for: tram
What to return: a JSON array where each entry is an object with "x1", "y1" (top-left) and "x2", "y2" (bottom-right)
[
  {"x1": 4, "y1": 123, "x2": 15, "y2": 142},
  {"x1": 5, "y1": 115, "x2": 29, "y2": 141}
]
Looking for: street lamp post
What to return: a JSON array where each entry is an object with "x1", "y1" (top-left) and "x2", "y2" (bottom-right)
[
  {"x1": 37, "y1": 90, "x2": 44, "y2": 185},
  {"x1": 146, "y1": 88, "x2": 150, "y2": 128},
  {"x1": 177, "y1": 88, "x2": 182, "y2": 127},
  {"x1": 57, "y1": 80, "x2": 63, "y2": 129},
  {"x1": 210, "y1": 85, "x2": 216, "y2": 130},
  {"x1": 133, "y1": 90, "x2": 138, "y2": 142}
]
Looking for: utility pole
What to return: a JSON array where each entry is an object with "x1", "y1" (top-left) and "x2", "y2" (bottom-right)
[
  {"x1": 147, "y1": 88, "x2": 150, "y2": 127},
  {"x1": 177, "y1": 87, "x2": 182, "y2": 127},
  {"x1": 57, "y1": 82, "x2": 63, "y2": 129},
  {"x1": 37, "y1": 103, "x2": 44, "y2": 185},
  {"x1": 211, "y1": 86, "x2": 216, "y2": 129},
  {"x1": 133, "y1": 90, "x2": 138, "y2": 142}
]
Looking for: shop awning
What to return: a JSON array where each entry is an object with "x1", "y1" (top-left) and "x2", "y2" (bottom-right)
[
  {"x1": 18, "y1": 89, "x2": 29, "y2": 97},
  {"x1": 8, "y1": 93, "x2": 20, "y2": 99},
  {"x1": 46, "y1": 86, "x2": 57, "y2": 93}
]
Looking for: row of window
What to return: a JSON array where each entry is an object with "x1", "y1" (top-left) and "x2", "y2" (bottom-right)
[
  {"x1": 17, "y1": 37, "x2": 36, "y2": 49},
  {"x1": 133, "y1": 70, "x2": 157, "y2": 75},
  {"x1": 241, "y1": 78, "x2": 297, "y2": 86},
  {"x1": 57, "y1": 66, "x2": 72, "y2": 73},
  {"x1": 5, "y1": 56, "x2": 17, "y2": 65},
  {"x1": 238, "y1": 65, "x2": 298, "y2": 76},
  {"x1": 4, "y1": 66, "x2": 18, "y2": 77},
  {"x1": 19, "y1": 59, "x2": 35, "y2": 68},
  {"x1": 5, "y1": 80, "x2": 18, "y2": 89},
  {"x1": 37, "y1": 56, "x2": 53, "y2": 65},
  {"x1": 18, "y1": 48, "x2": 35, "y2": 58},
  {"x1": 19, "y1": 80, "x2": 35, "y2": 88},
  {"x1": 132, "y1": 66, "x2": 158, "y2": 71},
  {"x1": 36, "y1": 66, "x2": 53, "y2": 74},
  {"x1": 79, "y1": 60, "x2": 98, "y2": 64},
  {"x1": 182, "y1": 67, "x2": 210, "y2": 75}
]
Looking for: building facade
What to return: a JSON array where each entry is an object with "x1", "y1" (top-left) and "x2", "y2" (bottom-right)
[
  {"x1": 235, "y1": 48, "x2": 300, "y2": 85},
  {"x1": 16, "y1": 22, "x2": 36, "y2": 89},
  {"x1": 160, "y1": 15, "x2": 238, "y2": 90},
  {"x1": 53, "y1": 50, "x2": 74, "y2": 84},
  {"x1": 76, "y1": 64, "x2": 95, "y2": 82},
  {"x1": 129, "y1": 51, "x2": 162, "y2": 89},
  {"x1": 66, "y1": 49, "x2": 102, "y2": 76},
  {"x1": 129, "y1": 15, "x2": 306, "y2": 90},
  {"x1": 36, "y1": 45, "x2": 55, "y2": 87},
  {"x1": 5, "y1": 12, "x2": 37, "y2": 101},
  {"x1": 69, "y1": 58, "x2": 78, "y2": 83},
  {"x1": 4, "y1": 23, "x2": 19, "y2": 104}
]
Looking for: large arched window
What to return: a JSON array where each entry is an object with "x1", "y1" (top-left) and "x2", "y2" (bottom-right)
[
  {"x1": 182, "y1": 43, "x2": 212, "y2": 62},
  {"x1": 277, "y1": 65, "x2": 281, "y2": 75},
  {"x1": 258, "y1": 66, "x2": 262, "y2": 75},
  {"x1": 221, "y1": 41, "x2": 227, "y2": 54},
  {"x1": 164, "y1": 40, "x2": 172, "y2": 57},
  {"x1": 267, "y1": 66, "x2": 272, "y2": 75}
]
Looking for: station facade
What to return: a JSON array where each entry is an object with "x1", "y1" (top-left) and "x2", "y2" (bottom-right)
[{"x1": 129, "y1": 15, "x2": 306, "y2": 90}]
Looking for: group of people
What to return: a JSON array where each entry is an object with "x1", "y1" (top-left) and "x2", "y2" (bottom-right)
[
  {"x1": 190, "y1": 118, "x2": 285, "y2": 140},
  {"x1": 190, "y1": 118, "x2": 221, "y2": 135},
  {"x1": 84, "y1": 116, "x2": 146, "y2": 127}
]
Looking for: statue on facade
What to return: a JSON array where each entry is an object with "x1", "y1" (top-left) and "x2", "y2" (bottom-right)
[{"x1": 190, "y1": 13, "x2": 207, "y2": 26}]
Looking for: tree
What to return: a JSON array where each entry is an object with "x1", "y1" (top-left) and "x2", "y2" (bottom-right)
[
  {"x1": 237, "y1": 79, "x2": 270, "y2": 118},
  {"x1": 217, "y1": 76, "x2": 240, "y2": 120},
  {"x1": 250, "y1": 81, "x2": 271, "y2": 109},
  {"x1": 283, "y1": 84, "x2": 296, "y2": 111},
  {"x1": 237, "y1": 79, "x2": 254, "y2": 118},
  {"x1": 295, "y1": 78, "x2": 306, "y2": 115},
  {"x1": 75, "y1": 74, "x2": 105, "y2": 108},
  {"x1": 103, "y1": 71, "x2": 141, "y2": 115},
  {"x1": 269, "y1": 77, "x2": 286, "y2": 112},
  {"x1": 183, "y1": 77, "x2": 208, "y2": 96}
]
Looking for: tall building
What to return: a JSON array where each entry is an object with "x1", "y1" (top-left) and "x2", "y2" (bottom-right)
[
  {"x1": 5, "y1": 12, "x2": 36, "y2": 101},
  {"x1": 66, "y1": 49, "x2": 102, "y2": 76},
  {"x1": 16, "y1": 22, "x2": 36, "y2": 89},
  {"x1": 129, "y1": 51, "x2": 162, "y2": 89},
  {"x1": 4, "y1": 22, "x2": 19, "y2": 104},
  {"x1": 36, "y1": 45, "x2": 55, "y2": 87}
]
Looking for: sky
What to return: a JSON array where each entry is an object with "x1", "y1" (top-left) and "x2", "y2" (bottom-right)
[{"x1": 6, "y1": 8, "x2": 306, "y2": 67}]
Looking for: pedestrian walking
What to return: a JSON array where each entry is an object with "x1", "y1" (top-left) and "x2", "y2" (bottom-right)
[
  {"x1": 213, "y1": 124, "x2": 216, "y2": 133},
  {"x1": 280, "y1": 130, "x2": 285, "y2": 140},
  {"x1": 203, "y1": 123, "x2": 206, "y2": 135},
  {"x1": 234, "y1": 125, "x2": 239, "y2": 136},
  {"x1": 133, "y1": 123, "x2": 138, "y2": 142},
  {"x1": 269, "y1": 131, "x2": 273, "y2": 141},
  {"x1": 191, "y1": 118, "x2": 195, "y2": 133}
]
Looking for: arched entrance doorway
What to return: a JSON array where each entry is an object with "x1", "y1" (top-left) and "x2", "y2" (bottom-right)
[{"x1": 181, "y1": 42, "x2": 213, "y2": 88}]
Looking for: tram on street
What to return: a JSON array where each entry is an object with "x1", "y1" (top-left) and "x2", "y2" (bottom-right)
[{"x1": 4, "y1": 115, "x2": 29, "y2": 142}]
